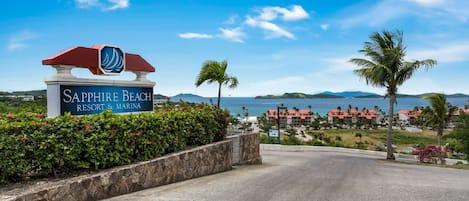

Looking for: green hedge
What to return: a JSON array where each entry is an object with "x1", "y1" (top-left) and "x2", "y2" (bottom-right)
[{"x1": 0, "y1": 104, "x2": 229, "y2": 184}]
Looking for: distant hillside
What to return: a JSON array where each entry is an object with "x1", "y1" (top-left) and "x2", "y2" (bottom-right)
[
  {"x1": 447, "y1": 93, "x2": 469, "y2": 98},
  {"x1": 255, "y1": 92, "x2": 343, "y2": 99},
  {"x1": 1, "y1": 90, "x2": 46, "y2": 96},
  {"x1": 310, "y1": 94, "x2": 344, "y2": 98},
  {"x1": 320, "y1": 91, "x2": 380, "y2": 98},
  {"x1": 255, "y1": 93, "x2": 308, "y2": 99},
  {"x1": 172, "y1": 93, "x2": 204, "y2": 99},
  {"x1": 154, "y1": 94, "x2": 168, "y2": 100}
]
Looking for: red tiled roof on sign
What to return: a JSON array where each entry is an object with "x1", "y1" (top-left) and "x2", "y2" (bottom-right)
[{"x1": 42, "y1": 45, "x2": 155, "y2": 75}]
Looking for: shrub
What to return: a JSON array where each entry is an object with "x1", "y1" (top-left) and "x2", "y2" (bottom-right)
[
  {"x1": 281, "y1": 135, "x2": 302, "y2": 145},
  {"x1": 335, "y1": 136, "x2": 342, "y2": 141},
  {"x1": 0, "y1": 103, "x2": 227, "y2": 184}
]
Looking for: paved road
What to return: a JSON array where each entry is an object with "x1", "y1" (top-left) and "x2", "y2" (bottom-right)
[{"x1": 104, "y1": 150, "x2": 469, "y2": 201}]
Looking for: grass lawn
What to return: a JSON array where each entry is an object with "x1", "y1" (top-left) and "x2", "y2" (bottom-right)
[{"x1": 304, "y1": 128, "x2": 443, "y2": 152}]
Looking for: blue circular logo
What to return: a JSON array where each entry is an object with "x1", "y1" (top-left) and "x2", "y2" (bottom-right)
[{"x1": 100, "y1": 46, "x2": 125, "y2": 74}]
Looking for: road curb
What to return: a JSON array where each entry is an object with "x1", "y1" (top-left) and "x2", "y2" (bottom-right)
[{"x1": 260, "y1": 144, "x2": 387, "y2": 157}]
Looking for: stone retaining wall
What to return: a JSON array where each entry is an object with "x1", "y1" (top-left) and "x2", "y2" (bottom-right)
[
  {"x1": 239, "y1": 133, "x2": 262, "y2": 165},
  {"x1": 3, "y1": 140, "x2": 233, "y2": 201},
  {"x1": 228, "y1": 133, "x2": 262, "y2": 165}
]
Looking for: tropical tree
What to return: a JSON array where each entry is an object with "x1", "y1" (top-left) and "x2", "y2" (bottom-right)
[
  {"x1": 448, "y1": 113, "x2": 469, "y2": 161},
  {"x1": 349, "y1": 30, "x2": 436, "y2": 160},
  {"x1": 421, "y1": 93, "x2": 458, "y2": 163},
  {"x1": 195, "y1": 60, "x2": 239, "y2": 107}
]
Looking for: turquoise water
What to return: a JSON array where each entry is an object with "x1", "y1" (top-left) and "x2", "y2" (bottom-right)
[{"x1": 171, "y1": 97, "x2": 469, "y2": 117}]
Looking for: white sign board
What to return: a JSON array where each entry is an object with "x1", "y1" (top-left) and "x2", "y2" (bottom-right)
[{"x1": 268, "y1": 129, "x2": 279, "y2": 137}]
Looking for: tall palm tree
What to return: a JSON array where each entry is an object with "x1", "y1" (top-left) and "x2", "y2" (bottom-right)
[
  {"x1": 421, "y1": 94, "x2": 458, "y2": 153},
  {"x1": 349, "y1": 30, "x2": 436, "y2": 160},
  {"x1": 195, "y1": 60, "x2": 239, "y2": 108}
]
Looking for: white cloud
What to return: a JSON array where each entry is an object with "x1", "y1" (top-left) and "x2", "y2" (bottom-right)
[
  {"x1": 320, "y1": 24, "x2": 329, "y2": 31},
  {"x1": 75, "y1": 0, "x2": 129, "y2": 11},
  {"x1": 178, "y1": 32, "x2": 214, "y2": 39},
  {"x1": 224, "y1": 15, "x2": 238, "y2": 25},
  {"x1": 408, "y1": 41, "x2": 469, "y2": 63},
  {"x1": 7, "y1": 30, "x2": 38, "y2": 51},
  {"x1": 245, "y1": 16, "x2": 295, "y2": 39},
  {"x1": 258, "y1": 5, "x2": 309, "y2": 21},
  {"x1": 106, "y1": 0, "x2": 129, "y2": 10},
  {"x1": 243, "y1": 5, "x2": 308, "y2": 40},
  {"x1": 218, "y1": 27, "x2": 245, "y2": 43}
]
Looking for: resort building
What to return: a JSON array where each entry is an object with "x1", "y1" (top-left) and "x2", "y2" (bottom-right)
[
  {"x1": 397, "y1": 109, "x2": 422, "y2": 125},
  {"x1": 327, "y1": 109, "x2": 380, "y2": 124},
  {"x1": 264, "y1": 109, "x2": 314, "y2": 128}
]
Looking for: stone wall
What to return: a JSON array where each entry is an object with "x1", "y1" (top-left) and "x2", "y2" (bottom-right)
[
  {"x1": 3, "y1": 140, "x2": 233, "y2": 201},
  {"x1": 239, "y1": 133, "x2": 262, "y2": 165},
  {"x1": 228, "y1": 133, "x2": 262, "y2": 165}
]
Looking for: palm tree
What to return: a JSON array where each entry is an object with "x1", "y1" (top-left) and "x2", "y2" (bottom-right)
[
  {"x1": 349, "y1": 30, "x2": 436, "y2": 160},
  {"x1": 421, "y1": 94, "x2": 458, "y2": 163},
  {"x1": 195, "y1": 60, "x2": 239, "y2": 108}
]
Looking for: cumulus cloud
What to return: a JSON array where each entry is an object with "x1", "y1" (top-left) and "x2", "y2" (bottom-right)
[
  {"x1": 245, "y1": 16, "x2": 294, "y2": 39},
  {"x1": 178, "y1": 33, "x2": 214, "y2": 39},
  {"x1": 106, "y1": 0, "x2": 129, "y2": 10},
  {"x1": 177, "y1": 5, "x2": 307, "y2": 43},
  {"x1": 218, "y1": 27, "x2": 245, "y2": 43},
  {"x1": 75, "y1": 0, "x2": 129, "y2": 11},
  {"x1": 258, "y1": 5, "x2": 309, "y2": 21},
  {"x1": 243, "y1": 5, "x2": 308, "y2": 40},
  {"x1": 7, "y1": 30, "x2": 38, "y2": 51}
]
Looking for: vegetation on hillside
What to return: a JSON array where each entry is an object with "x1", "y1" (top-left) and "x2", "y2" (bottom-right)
[{"x1": 0, "y1": 97, "x2": 46, "y2": 114}]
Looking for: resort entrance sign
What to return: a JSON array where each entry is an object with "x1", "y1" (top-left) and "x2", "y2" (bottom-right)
[{"x1": 42, "y1": 44, "x2": 156, "y2": 117}]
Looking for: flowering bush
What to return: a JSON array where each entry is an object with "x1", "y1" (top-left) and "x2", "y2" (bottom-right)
[
  {"x1": 0, "y1": 103, "x2": 228, "y2": 184},
  {"x1": 413, "y1": 145, "x2": 446, "y2": 163}
]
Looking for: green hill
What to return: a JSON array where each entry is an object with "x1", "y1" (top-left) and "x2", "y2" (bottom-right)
[{"x1": 255, "y1": 92, "x2": 343, "y2": 99}]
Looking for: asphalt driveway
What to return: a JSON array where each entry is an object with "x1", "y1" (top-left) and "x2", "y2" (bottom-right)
[{"x1": 104, "y1": 148, "x2": 469, "y2": 201}]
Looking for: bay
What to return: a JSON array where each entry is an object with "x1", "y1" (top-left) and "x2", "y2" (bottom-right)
[{"x1": 171, "y1": 97, "x2": 469, "y2": 117}]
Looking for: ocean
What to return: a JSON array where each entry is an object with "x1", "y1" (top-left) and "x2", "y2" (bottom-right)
[{"x1": 171, "y1": 97, "x2": 469, "y2": 117}]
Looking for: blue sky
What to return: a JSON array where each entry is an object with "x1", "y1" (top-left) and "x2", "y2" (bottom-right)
[{"x1": 1, "y1": 0, "x2": 469, "y2": 97}]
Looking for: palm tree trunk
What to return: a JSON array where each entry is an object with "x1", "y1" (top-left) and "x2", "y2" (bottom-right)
[
  {"x1": 217, "y1": 84, "x2": 222, "y2": 108},
  {"x1": 387, "y1": 94, "x2": 396, "y2": 160},
  {"x1": 438, "y1": 125, "x2": 445, "y2": 164}
]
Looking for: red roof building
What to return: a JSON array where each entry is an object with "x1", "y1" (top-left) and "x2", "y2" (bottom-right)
[
  {"x1": 264, "y1": 109, "x2": 314, "y2": 127},
  {"x1": 327, "y1": 109, "x2": 380, "y2": 124},
  {"x1": 397, "y1": 109, "x2": 422, "y2": 125}
]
